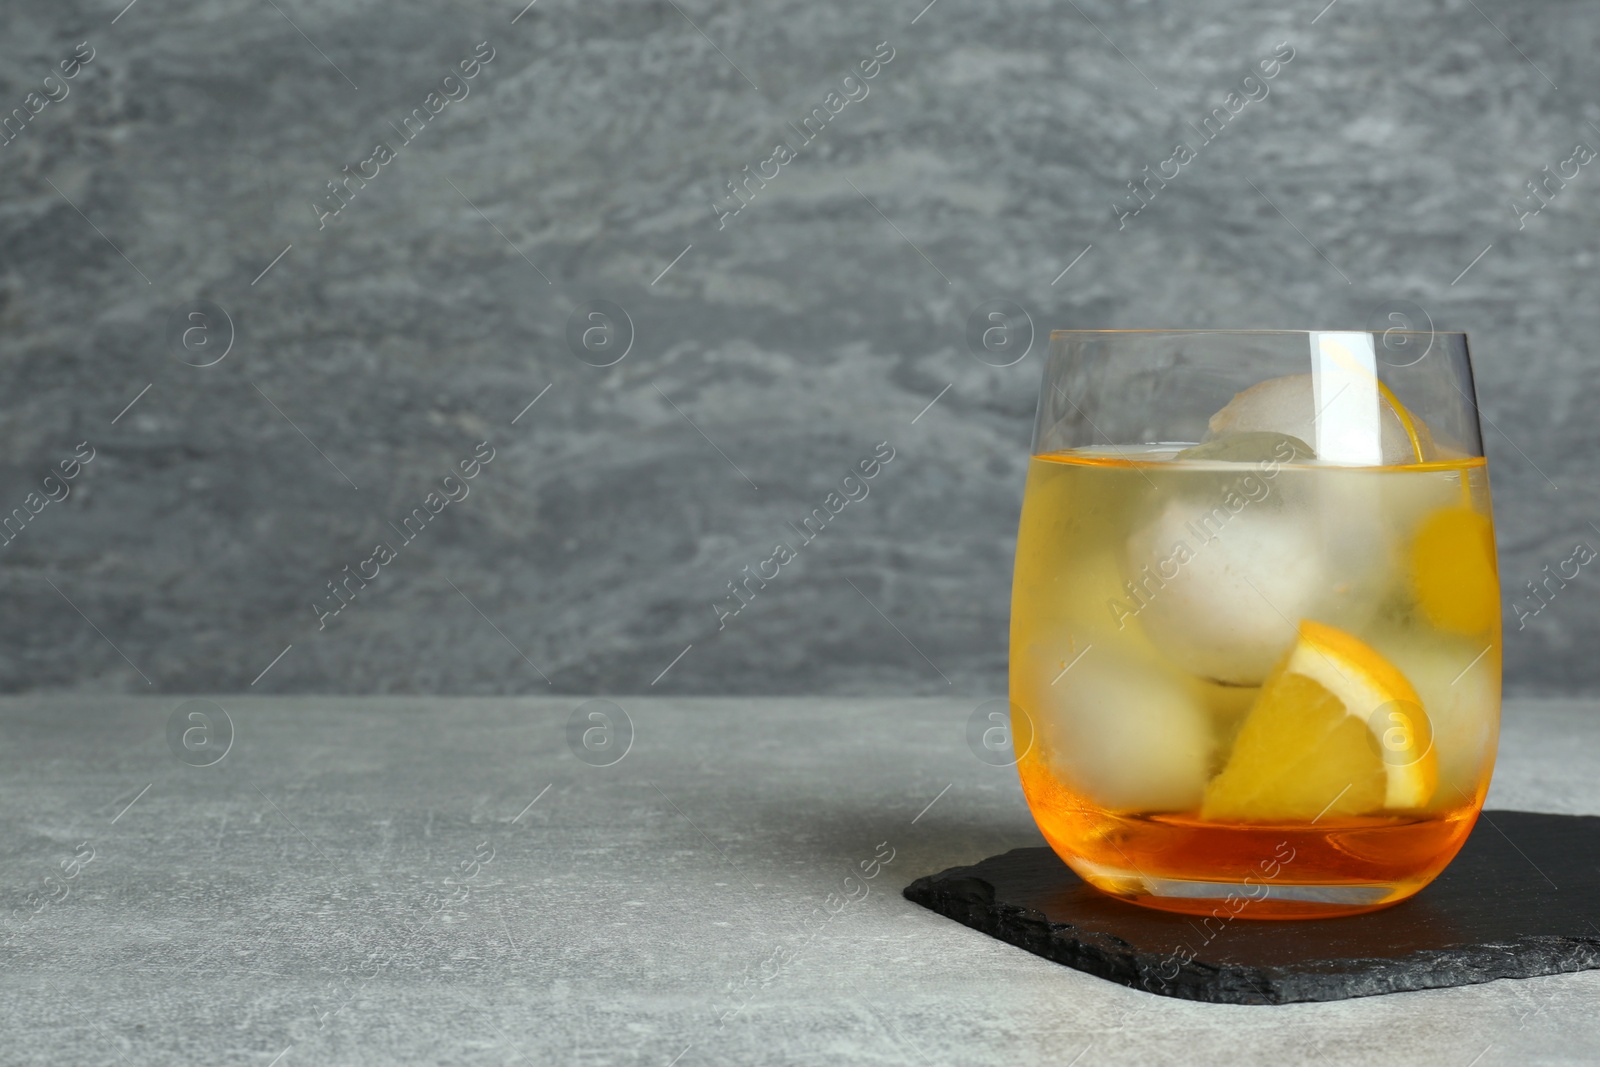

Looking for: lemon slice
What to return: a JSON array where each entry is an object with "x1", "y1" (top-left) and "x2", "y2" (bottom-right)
[{"x1": 1201, "y1": 620, "x2": 1437, "y2": 822}]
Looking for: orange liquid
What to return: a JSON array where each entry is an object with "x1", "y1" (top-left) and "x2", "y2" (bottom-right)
[
  {"x1": 1010, "y1": 449, "x2": 1501, "y2": 918},
  {"x1": 1018, "y1": 756, "x2": 1485, "y2": 918}
]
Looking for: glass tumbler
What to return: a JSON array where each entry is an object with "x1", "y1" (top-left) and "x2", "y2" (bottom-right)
[{"x1": 1010, "y1": 330, "x2": 1500, "y2": 918}]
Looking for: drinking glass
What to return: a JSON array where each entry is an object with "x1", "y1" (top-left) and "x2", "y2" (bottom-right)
[{"x1": 1011, "y1": 330, "x2": 1500, "y2": 918}]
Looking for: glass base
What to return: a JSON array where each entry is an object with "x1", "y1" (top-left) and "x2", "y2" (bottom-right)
[{"x1": 1069, "y1": 856, "x2": 1417, "y2": 919}]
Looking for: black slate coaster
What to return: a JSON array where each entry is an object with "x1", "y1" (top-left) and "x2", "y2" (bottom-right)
[{"x1": 903, "y1": 810, "x2": 1600, "y2": 1004}]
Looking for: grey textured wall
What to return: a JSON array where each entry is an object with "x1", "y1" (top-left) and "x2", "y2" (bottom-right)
[{"x1": 0, "y1": 0, "x2": 1595, "y2": 696}]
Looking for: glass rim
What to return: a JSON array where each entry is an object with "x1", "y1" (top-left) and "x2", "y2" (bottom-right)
[{"x1": 1047, "y1": 328, "x2": 1468, "y2": 339}]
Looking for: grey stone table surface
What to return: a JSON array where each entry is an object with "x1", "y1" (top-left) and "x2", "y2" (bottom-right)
[{"x1": 2, "y1": 694, "x2": 1597, "y2": 1066}]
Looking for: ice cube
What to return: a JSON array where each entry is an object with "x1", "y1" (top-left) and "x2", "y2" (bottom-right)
[
  {"x1": 1125, "y1": 494, "x2": 1326, "y2": 685},
  {"x1": 1207, "y1": 373, "x2": 1431, "y2": 466},
  {"x1": 1377, "y1": 635, "x2": 1500, "y2": 805},
  {"x1": 1117, "y1": 372, "x2": 1418, "y2": 684},
  {"x1": 1036, "y1": 648, "x2": 1214, "y2": 812},
  {"x1": 1125, "y1": 434, "x2": 1406, "y2": 686}
]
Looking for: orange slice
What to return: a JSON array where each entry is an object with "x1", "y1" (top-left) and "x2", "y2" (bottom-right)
[
  {"x1": 1410, "y1": 506, "x2": 1498, "y2": 635},
  {"x1": 1201, "y1": 620, "x2": 1437, "y2": 822}
]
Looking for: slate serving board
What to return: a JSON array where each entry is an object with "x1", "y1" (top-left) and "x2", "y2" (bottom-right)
[{"x1": 903, "y1": 810, "x2": 1600, "y2": 1004}]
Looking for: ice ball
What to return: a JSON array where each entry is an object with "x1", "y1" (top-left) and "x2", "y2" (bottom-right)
[
  {"x1": 1125, "y1": 493, "x2": 1326, "y2": 685},
  {"x1": 1039, "y1": 648, "x2": 1214, "y2": 812},
  {"x1": 1207, "y1": 373, "x2": 1429, "y2": 466},
  {"x1": 1379, "y1": 636, "x2": 1500, "y2": 806}
]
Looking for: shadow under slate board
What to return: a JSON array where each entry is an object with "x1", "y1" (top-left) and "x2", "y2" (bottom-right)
[{"x1": 902, "y1": 810, "x2": 1600, "y2": 1004}]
